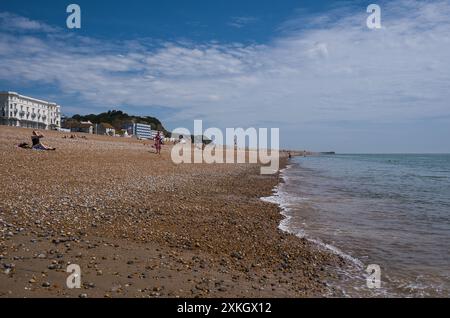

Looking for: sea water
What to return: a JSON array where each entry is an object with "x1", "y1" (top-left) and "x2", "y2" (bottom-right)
[{"x1": 265, "y1": 154, "x2": 450, "y2": 297}]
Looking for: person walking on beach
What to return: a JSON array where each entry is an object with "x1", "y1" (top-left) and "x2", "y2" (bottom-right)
[
  {"x1": 31, "y1": 130, "x2": 56, "y2": 151},
  {"x1": 154, "y1": 131, "x2": 162, "y2": 155}
]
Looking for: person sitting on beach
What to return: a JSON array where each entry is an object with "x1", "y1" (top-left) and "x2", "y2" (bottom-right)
[{"x1": 31, "y1": 130, "x2": 56, "y2": 151}]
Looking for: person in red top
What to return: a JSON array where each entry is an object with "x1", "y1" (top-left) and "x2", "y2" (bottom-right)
[{"x1": 154, "y1": 131, "x2": 162, "y2": 155}]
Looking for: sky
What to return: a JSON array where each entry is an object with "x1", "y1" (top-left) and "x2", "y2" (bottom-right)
[{"x1": 0, "y1": 0, "x2": 450, "y2": 153}]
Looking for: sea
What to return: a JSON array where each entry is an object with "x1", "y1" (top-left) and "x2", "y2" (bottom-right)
[{"x1": 262, "y1": 154, "x2": 450, "y2": 297}]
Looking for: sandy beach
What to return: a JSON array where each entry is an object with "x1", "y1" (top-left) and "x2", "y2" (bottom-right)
[{"x1": 0, "y1": 126, "x2": 348, "y2": 298}]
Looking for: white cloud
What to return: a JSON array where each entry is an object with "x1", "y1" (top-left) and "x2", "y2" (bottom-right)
[
  {"x1": 0, "y1": 12, "x2": 58, "y2": 33},
  {"x1": 0, "y1": 1, "x2": 450, "y2": 151}
]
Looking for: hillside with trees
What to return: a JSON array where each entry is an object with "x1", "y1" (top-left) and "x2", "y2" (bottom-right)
[{"x1": 64, "y1": 110, "x2": 168, "y2": 134}]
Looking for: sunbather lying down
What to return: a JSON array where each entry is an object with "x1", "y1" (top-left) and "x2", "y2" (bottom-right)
[{"x1": 31, "y1": 130, "x2": 56, "y2": 150}]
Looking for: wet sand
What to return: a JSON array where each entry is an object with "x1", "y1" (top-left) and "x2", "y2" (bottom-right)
[{"x1": 0, "y1": 126, "x2": 348, "y2": 298}]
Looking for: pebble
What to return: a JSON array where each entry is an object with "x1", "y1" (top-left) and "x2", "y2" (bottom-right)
[{"x1": 47, "y1": 264, "x2": 58, "y2": 270}]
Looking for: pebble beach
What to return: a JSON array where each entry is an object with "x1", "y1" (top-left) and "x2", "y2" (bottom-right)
[{"x1": 0, "y1": 126, "x2": 349, "y2": 298}]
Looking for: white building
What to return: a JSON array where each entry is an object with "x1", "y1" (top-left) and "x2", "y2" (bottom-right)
[
  {"x1": 126, "y1": 123, "x2": 153, "y2": 139},
  {"x1": 0, "y1": 91, "x2": 61, "y2": 130}
]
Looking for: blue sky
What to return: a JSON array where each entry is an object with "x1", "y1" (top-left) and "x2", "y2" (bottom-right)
[
  {"x1": 0, "y1": 0, "x2": 337, "y2": 42},
  {"x1": 1, "y1": 0, "x2": 450, "y2": 152}
]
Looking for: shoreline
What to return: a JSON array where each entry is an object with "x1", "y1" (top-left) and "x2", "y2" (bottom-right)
[
  {"x1": 263, "y1": 161, "x2": 364, "y2": 267},
  {"x1": 273, "y1": 154, "x2": 450, "y2": 298},
  {"x1": 262, "y1": 160, "x2": 369, "y2": 296},
  {"x1": 0, "y1": 126, "x2": 348, "y2": 297}
]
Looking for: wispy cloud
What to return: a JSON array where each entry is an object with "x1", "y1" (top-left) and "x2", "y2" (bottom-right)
[
  {"x1": 228, "y1": 16, "x2": 259, "y2": 28},
  {"x1": 0, "y1": 1, "x2": 450, "y2": 151},
  {"x1": 0, "y1": 12, "x2": 58, "y2": 33}
]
